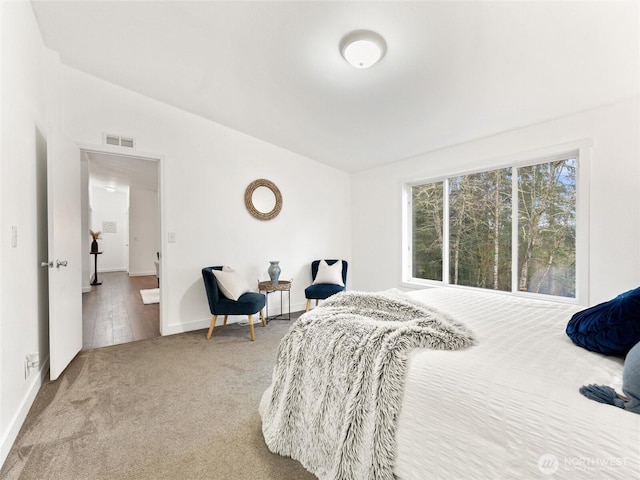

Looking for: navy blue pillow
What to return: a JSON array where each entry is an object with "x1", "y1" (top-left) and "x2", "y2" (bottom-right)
[{"x1": 566, "y1": 287, "x2": 640, "y2": 355}]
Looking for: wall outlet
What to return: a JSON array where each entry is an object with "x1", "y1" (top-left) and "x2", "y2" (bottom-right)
[
  {"x1": 27, "y1": 353, "x2": 40, "y2": 367},
  {"x1": 24, "y1": 353, "x2": 40, "y2": 378}
]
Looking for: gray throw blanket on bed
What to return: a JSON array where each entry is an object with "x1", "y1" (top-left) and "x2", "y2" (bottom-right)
[{"x1": 259, "y1": 289, "x2": 475, "y2": 480}]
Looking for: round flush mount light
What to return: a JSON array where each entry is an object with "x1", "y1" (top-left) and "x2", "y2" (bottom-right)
[{"x1": 340, "y1": 30, "x2": 386, "y2": 69}]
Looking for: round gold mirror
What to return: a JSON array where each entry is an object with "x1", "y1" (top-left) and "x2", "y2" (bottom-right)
[{"x1": 244, "y1": 179, "x2": 282, "y2": 220}]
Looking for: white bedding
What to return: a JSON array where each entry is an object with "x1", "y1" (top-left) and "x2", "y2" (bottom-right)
[{"x1": 398, "y1": 287, "x2": 640, "y2": 479}]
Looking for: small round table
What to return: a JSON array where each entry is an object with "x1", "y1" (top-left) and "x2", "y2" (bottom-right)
[{"x1": 258, "y1": 280, "x2": 292, "y2": 322}]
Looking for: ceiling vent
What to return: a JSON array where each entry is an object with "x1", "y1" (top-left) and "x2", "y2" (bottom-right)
[{"x1": 104, "y1": 133, "x2": 135, "y2": 149}]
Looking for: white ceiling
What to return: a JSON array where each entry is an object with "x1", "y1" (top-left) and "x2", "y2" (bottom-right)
[
  {"x1": 85, "y1": 151, "x2": 158, "y2": 193},
  {"x1": 32, "y1": 1, "x2": 639, "y2": 173}
]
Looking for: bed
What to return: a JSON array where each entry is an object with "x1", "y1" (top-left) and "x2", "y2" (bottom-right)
[{"x1": 261, "y1": 287, "x2": 640, "y2": 479}]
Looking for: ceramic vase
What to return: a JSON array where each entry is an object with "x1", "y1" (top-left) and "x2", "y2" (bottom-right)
[
  {"x1": 268, "y1": 261, "x2": 281, "y2": 286},
  {"x1": 91, "y1": 240, "x2": 99, "y2": 253}
]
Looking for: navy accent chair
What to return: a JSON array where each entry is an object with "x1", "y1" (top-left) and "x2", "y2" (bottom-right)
[
  {"x1": 304, "y1": 259, "x2": 348, "y2": 312},
  {"x1": 201, "y1": 266, "x2": 266, "y2": 341}
]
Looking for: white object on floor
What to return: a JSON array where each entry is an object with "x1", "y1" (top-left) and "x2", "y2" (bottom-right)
[{"x1": 140, "y1": 288, "x2": 159, "y2": 305}]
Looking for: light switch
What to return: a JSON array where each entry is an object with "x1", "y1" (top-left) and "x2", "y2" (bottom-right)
[
  {"x1": 11, "y1": 226, "x2": 17, "y2": 248},
  {"x1": 168, "y1": 232, "x2": 176, "y2": 243}
]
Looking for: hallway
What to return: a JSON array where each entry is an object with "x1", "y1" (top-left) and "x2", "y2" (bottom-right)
[{"x1": 82, "y1": 272, "x2": 160, "y2": 350}]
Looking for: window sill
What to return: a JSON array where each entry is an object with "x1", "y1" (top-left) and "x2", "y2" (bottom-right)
[{"x1": 400, "y1": 279, "x2": 580, "y2": 305}]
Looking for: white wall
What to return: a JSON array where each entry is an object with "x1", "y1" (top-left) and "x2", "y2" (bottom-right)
[
  {"x1": 90, "y1": 186, "x2": 128, "y2": 273},
  {"x1": 0, "y1": 0, "x2": 52, "y2": 465},
  {"x1": 0, "y1": 4, "x2": 351, "y2": 465},
  {"x1": 129, "y1": 185, "x2": 160, "y2": 276},
  {"x1": 62, "y1": 66, "x2": 352, "y2": 332},
  {"x1": 351, "y1": 99, "x2": 640, "y2": 306}
]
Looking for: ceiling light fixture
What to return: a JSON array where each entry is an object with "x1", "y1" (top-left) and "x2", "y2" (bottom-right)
[
  {"x1": 340, "y1": 30, "x2": 386, "y2": 69},
  {"x1": 104, "y1": 186, "x2": 117, "y2": 193}
]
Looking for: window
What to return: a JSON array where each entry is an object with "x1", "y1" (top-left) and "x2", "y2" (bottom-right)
[
  {"x1": 517, "y1": 159, "x2": 576, "y2": 297},
  {"x1": 406, "y1": 154, "x2": 579, "y2": 300},
  {"x1": 412, "y1": 181, "x2": 443, "y2": 281},
  {"x1": 448, "y1": 167, "x2": 513, "y2": 291}
]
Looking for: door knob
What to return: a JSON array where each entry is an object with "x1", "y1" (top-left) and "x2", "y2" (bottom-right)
[
  {"x1": 41, "y1": 261, "x2": 53, "y2": 268},
  {"x1": 56, "y1": 260, "x2": 68, "y2": 268}
]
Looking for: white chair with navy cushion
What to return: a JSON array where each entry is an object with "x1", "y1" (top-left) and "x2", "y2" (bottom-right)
[{"x1": 304, "y1": 259, "x2": 348, "y2": 312}]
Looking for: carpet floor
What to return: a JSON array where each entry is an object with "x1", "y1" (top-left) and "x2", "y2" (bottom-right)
[{"x1": 1, "y1": 316, "x2": 316, "y2": 480}]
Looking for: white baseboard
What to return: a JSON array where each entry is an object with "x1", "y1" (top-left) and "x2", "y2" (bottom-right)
[
  {"x1": 164, "y1": 304, "x2": 307, "y2": 337},
  {"x1": 165, "y1": 318, "x2": 210, "y2": 336},
  {"x1": 265, "y1": 300, "x2": 307, "y2": 315},
  {"x1": 97, "y1": 268, "x2": 126, "y2": 273},
  {"x1": 164, "y1": 315, "x2": 259, "y2": 336},
  {"x1": 128, "y1": 271, "x2": 155, "y2": 277},
  {"x1": 0, "y1": 356, "x2": 49, "y2": 469}
]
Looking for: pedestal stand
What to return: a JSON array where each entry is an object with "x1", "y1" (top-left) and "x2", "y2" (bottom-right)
[{"x1": 90, "y1": 251, "x2": 103, "y2": 285}]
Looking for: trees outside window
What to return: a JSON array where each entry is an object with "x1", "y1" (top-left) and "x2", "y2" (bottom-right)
[
  {"x1": 517, "y1": 158, "x2": 576, "y2": 297},
  {"x1": 412, "y1": 181, "x2": 443, "y2": 281},
  {"x1": 409, "y1": 157, "x2": 577, "y2": 299},
  {"x1": 448, "y1": 167, "x2": 512, "y2": 291}
]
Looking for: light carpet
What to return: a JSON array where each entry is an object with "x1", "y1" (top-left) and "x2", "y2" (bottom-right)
[
  {"x1": 0, "y1": 315, "x2": 314, "y2": 480},
  {"x1": 140, "y1": 288, "x2": 160, "y2": 304}
]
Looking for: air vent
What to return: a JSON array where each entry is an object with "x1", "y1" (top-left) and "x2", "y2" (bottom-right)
[
  {"x1": 105, "y1": 135, "x2": 119, "y2": 146},
  {"x1": 103, "y1": 133, "x2": 135, "y2": 149},
  {"x1": 120, "y1": 137, "x2": 135, "y2": 148}
]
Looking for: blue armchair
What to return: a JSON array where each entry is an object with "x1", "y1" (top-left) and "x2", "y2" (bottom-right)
[
  {"x1": 202, "y1": 266, "x2": 266, "y2": 341},
  {"x1": 304, "y1": 259, "x2": 348, "y2": 311}
]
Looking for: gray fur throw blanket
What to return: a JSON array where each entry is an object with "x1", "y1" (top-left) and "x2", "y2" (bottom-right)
[{"x1": 259, "y1": 289, "x2": 475, "y2": 480}]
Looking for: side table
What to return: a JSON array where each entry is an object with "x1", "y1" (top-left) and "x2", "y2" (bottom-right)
[
  {"x1": 90, "y1": 251, "x2": 103, "y2": 285},
  {"x1": 258, "y1": 280, "x2": 291, "y2": 322}
]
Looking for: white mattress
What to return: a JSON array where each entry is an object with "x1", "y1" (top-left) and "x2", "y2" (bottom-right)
[{"x1": 397, "y1": 287, "x2": 640, "y2": 479}]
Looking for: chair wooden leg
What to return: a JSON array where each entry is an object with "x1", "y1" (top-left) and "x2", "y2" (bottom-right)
[
  {"x1": 247, "y1": 314, "x2": 255, "y2": 341},
  {"x1": 260, "y1": 309, "x2": 266, "y2": 327},
  {"x1": 207, "y1": 315, "x2": 217, "y2": 340},
  {"x1": 305, "y1": 299, "x2": 311, "y2": 312},
  {"x1": 223, "y1": 315, "x2": 228, "y2": 326},
  {"x1": 315, "y1": 299, "x2": 319, "y2": 306}
]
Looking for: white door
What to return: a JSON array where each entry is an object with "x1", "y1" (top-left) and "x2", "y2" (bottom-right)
[{"x1": 47, "y1": 132, "x2": 82, "y2": 380}]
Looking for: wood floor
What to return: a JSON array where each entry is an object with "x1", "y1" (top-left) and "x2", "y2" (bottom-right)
[{"x1": 82, "y1": 271, "x2": 160, "y2": 350}]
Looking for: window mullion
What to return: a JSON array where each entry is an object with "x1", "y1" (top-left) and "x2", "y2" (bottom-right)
[
  {"x1": 443, "y1": 179, "x2": 450, "y2": 284},
  {"x1": 511, "y1": 167, "x2": 519, "y2": 293}
]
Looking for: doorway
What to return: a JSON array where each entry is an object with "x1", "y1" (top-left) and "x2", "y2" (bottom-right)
[
  {"x1": 35, "y1": 127, "x2": 49, "y2": 358},
  {"x1": 82, "y1": 271, "x2": 159, "y2": 349},
  {"x1": 82, "y1": 149, "x2": 162, "y2": 349}
]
